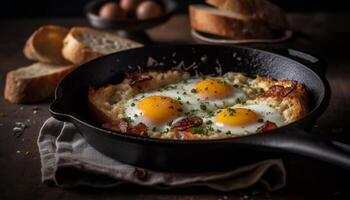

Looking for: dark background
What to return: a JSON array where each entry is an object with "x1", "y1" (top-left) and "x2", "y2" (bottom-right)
[{"x1": 1, "y1": 0, "x2": 349, "y2": 18}]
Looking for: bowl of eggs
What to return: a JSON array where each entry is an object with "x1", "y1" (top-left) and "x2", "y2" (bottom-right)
[{"x1": 85, "y1": 0, "x2": 177, "y2": 31}]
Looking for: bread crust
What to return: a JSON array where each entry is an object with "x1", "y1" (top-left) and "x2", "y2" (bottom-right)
[
  {"x1": 189, "y1": 5, "x2": 272, "y2": 39},
  {"x1": 206, "y1": 0, "x2": 288, "y2": 30},
  {"x1": 4, "y1": 64, "x2": 76, "y2": 103},
  {"x1": 62, "y1": 27, "x2": 143, "y2": 64},
  {"x1": 23, "y1": 25, "x2": 70, "y2": 64},
  {"x1": 62, "y1": 29, "x2": 103, "y2": 64},
  {"x1": 207, "y1": 0, "x2": 256, "y2": 16}
]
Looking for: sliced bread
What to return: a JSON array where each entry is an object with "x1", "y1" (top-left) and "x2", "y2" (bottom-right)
[
  {"x1": 206, "y1": 0, "x2": 288, "y2": 30},
  {"x1": 189, "y1": 4, "x2": 272, "y2": 39},
  {"x1": 62, "y1": 27, "x2": 143, "y2": 64},
  {"x1": 23, "y1": 25, "x2": 70, "y2": 64},
  {"x1": 4, "y1": 62, "x2": 76, "y2": 103}
]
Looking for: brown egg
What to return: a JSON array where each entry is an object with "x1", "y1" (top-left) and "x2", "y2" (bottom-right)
[
  {"x1": 120, "y1": 0, "x2": 143, "y2": 14},
  {"x1": 99, "y1": 2, "x2": 126, "y2": 20},
  {"x1": 136, "y1": 1, "x2": 163, "y2": 20}
]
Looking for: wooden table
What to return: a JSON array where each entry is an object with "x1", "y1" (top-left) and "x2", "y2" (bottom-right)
[{"x1": 1, "y1": 14, "x2": 350, "y2": 200}]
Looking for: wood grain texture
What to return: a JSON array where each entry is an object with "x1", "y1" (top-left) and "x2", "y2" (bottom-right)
[{"x1": 0, "y1": 14, "x2": 350, "y2": 200}]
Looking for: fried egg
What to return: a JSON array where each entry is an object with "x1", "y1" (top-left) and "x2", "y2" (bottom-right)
[
  {"x1": 124, "y1": 77, "x2": 247, "y2": 132},
  {"x1": 203, "y1": 104, "x2": 285, "y2": 135}
]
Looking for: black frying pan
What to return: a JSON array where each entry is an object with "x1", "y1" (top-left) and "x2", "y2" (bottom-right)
[{"x1": 50, "y1": 44, "x2": 350, "y2": 172}]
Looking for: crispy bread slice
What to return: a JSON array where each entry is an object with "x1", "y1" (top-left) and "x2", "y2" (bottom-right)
[
  {"x1": 62, "y1": 27, "x2": 143, "y2": 64},
  {"x1": 206, "y1": 0, "x2": 288, "y2": 30},
  {"x1": 4, "y1": 62, "x2": 76, "y2": 103},
  {"x1": 189, "y1": 4, "x2": 272, "y2": 39},
  {"x1": 23, "y1": 25, "x2": 70, "y2": 64}
]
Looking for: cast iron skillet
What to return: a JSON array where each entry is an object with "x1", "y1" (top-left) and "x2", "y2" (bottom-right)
[{"x1": 50, "y1": 44, "x2": 350, "y2": 172}]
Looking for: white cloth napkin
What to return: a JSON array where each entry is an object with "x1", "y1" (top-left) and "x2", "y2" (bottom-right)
[{"x1": 37, "y1": 117, "x2": 286, "y2": 191}]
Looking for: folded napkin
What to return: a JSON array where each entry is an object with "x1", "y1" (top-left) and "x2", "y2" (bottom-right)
[{"x1": 37, "y1": 117, "x2": 286, "y2": 191}]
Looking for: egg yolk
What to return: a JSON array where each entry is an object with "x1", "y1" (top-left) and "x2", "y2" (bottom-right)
[
  {"x1": 215, "y1": 108, "x2": 259, "y2": 126},
  {"x1": 195, "y1": 79, "x2": 232, "y2": 99},
  {"x1": 138, "y1": 96, "x2": 183, "y2": 124}
]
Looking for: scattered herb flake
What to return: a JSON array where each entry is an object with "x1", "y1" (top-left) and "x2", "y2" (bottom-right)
[{"x1": 206, "y1": 120, "x2": 213, "y2": 125}]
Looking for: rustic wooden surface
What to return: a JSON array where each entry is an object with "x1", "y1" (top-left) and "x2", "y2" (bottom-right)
[{"x1": 1, "y1": 14, "x2": 350, "y2": 200}]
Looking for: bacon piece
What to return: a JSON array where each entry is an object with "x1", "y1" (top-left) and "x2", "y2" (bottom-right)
[
  {"x1": 102, "y1": 120, "x2": 148, "y2": 137},
  {"x1": 125, "y1": 72, "x2": 153, "y2": 86},
  {"x1": 258, "y1": 121, "x2": 278, "y2": 133},
  {"x1": 102, "y1": 119, "x2": 128, "y2": 133},
  {"x1": 129, "y1": 123, "x2": 148, "y2": 137},
  {"x1": 262, "y1": 81, "x2": 297, "y2": 97},
  {"x1": 171, "y1": 116, "x2": 203, "y2": 131}
]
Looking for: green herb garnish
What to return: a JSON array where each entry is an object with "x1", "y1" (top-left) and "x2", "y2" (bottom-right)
[{"x1": 206, "y1": 120, "x2": 213, "y2": 125}]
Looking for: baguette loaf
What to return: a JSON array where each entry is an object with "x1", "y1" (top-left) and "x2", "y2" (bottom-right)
[
  {"x1": 4, "y1": 63, "x2": 76, "y2": 103},
  {"x1": 189, "y1": 4, "x2": 272, "y2": 39},
  {"x1": 206, "y1": 0, "x2": 288, "y2": 30},
  {"x1": 62, "y1": 27, "x2": 143, "y2": 64},
  {"x1": 23, "y1": 25, "x2": 70, "y2": 64}
]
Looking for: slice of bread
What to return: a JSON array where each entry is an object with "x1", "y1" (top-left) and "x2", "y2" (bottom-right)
[
  {"x1": 62, "y1": 27, "x2": 143, "y2": 64},
  {"x1": 206, "y1": 0, "x2": 288, "y2": 30},
  {"x1": 4, "y1": 63, "x2": 76, "y2": 103},
  {"x1": 189, "y1": 4, "x2": 272, "y2": 39},
  {"x1": 23, "y1": 25, "x2": 70, "y2": 65}
]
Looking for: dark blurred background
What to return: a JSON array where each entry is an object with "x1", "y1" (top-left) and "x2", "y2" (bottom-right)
[{"x1": 1, "y1": 0, "x2": 349, "y2": 18}]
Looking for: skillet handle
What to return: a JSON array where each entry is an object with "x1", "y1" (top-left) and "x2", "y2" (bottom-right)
[
  {"x1": 239, "y1": 129, "x2": 350, "y2": 170},
  {"x1": 265, "y1": 48, "x2": 327, "y2": 77}
]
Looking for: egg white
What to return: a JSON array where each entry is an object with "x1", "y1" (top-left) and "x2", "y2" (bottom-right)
[
  {"x1": 204, "y1": 104, "x2": 286, "y2": 135},
  {"x1": 124, "y1": 77, "x2": 248, "y2": 135}
]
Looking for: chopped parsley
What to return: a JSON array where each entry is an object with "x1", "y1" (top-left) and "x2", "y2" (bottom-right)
[
  {"x1": 227, "y1": 108, "x2": 236, "y2": 116},
  {"x1": 190, "y1": 88, "x2": 197, "y2": 93},
  {"x1": 206, "y1": 120, "x2": 213, "y2": 125},
  {"x1": 235, "y1": 98, "x2": 242, "y2": 104},
  {"x1": 206, "y1": 110, "x2": 215, "y2": 117},
  {"x1": 131, "y1": 102, "x2": 135, "y2": 107},
  {"x1": 258, "y1": 118, "x2": 264, "y2": 123},
  {"x1": 225, "y1": 131, "x2": 232, "y2": 135},
  {"x1": 185, "y1": 109, "x2": 199, "y2": 117},
  {"x1": 152, "y1": 127, "x2": 157, "y2": 132},
  {"x1": 200, "y1": 104, "x2": 207, "y2": 111},
  {"x1": 167, "y1": 120, "x2": 173, "y2": 126},
  {"x1": 191, "y1": 127, "x2": 207, "y2": 135}
]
